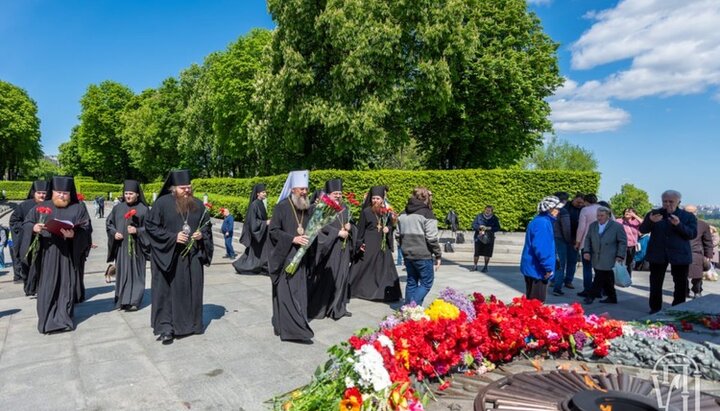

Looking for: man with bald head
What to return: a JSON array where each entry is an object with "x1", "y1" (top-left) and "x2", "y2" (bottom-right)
[
  {"x1": 639, "y1": 190, "x2": 697, "y2": 314},
  {"x1": 684, "y1": 205, "x2": 713, "y2": 299}
]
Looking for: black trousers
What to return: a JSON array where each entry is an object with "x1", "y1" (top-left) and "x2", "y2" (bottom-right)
[
  {"x1": 649, "y1": 263, "x2": 689, "y2": 312},
  {"x1": 625, "y1": 247, "x2": 636, "y2": 277},
  {"x1": 689, "y1": 278, "x2": 703, "y2": 294},
  {"x1": 524, "y1": 276, "x2": 548, "y2": 303},
  {"x1": 589, "y1": 269, "x2": 616, "y2": 301}
]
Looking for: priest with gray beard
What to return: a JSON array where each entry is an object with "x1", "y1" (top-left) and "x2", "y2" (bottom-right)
[
  {"x1": 145, "y1": 170, "x2": 213, "y2": 345},
  {"x1": 268, "y1": 170, "x2": 315, "y2": 343}
]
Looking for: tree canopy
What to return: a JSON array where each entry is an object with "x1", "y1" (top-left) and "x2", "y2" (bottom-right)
[
  {"x1": 0, "y1": 80, "x2": 42, "y2": 179},
  {"x1": 610, "y1": 183, "x2": 653, "y2": 217},
  {"x1": 521, "y1": 136, "x2": 598, "y2": 172}
]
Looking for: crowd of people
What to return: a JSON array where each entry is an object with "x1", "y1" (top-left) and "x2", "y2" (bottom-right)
[{"x1": 1, "y1": 171, "x2": 718, "y2": 345}]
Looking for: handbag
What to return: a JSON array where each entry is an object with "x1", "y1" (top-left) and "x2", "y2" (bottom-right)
[
  {"x1": 704, "y1": 264, "x2": 718, "y2": 281},
  {"x1": 444, "y1": 242, "x2": 454, "y2": 253},
  {"x1": 478, "y1": 232, "x2": 490, "y2": 244},
  {"x1": 456, "y1": 232, "x2": 465, "y2": 244},
  {"x1": 613, "y1": 262, "x2": 632, "y2": 288},
  {"x1": 104, "y1": 264, "x2": 116, "y2": 284}
]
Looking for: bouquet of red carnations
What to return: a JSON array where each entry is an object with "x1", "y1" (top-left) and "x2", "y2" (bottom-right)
[
  {"x1": 25, "y1": 206, "x2": 52, "y2": 265},
  {"x1": 285, "y1": 194, "x2": 343, "y2": 275},
  {"x1": 124, "y1": 209, "x2": 137, "y2": 258}
]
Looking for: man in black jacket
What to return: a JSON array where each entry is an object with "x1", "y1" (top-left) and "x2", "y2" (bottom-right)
[{"x1": 639, "y1": 190, "x2": 697, "y2": 314}]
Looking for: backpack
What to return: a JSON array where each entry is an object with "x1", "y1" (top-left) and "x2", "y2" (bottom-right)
[{"x1": 443, "y1": 242, "x2": 454, "y2": 253}]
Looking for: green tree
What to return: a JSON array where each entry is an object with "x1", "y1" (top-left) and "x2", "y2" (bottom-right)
[
  {"x1": 121, "y1": 78, "x2": 184, "y2": 181},
  {"x1": 19, "y1": 156, "x2": 61, "y2": 180},
  {"x1": 0, "y1": 80, "x2": 42, "y2": 179},
  {"x1": 251, "y1": 0, "x2": 562, "y2": 173},
  {"x1": 58, "y1": 127, "x2": 87, "y2": 176},
  {"x1": 610, "y1": 183, "x2": 653, "y2": 217},
  {"x1": 75, "y1": 81, "x2": 135, "y2": 182},
  {"x1": 178, "y1": 64, "x2": 216, "y2": 178},
  {"x1": 522, "y1": 137, "x2": 598, "y2": 172}
]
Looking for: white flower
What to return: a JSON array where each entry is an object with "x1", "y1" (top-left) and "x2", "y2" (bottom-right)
[
  {"x1": 353, "y1": 344, "x2": 392, "y2": 392},
  {"x1": 376, "y1": 335, "x2": 394, "y2": 355},
  {"x1": 621, "y1": 324, "x2": 636, "y2": 336},
  {"x1": 345, "y1": 376, "x2": 355, "y2": 388}
]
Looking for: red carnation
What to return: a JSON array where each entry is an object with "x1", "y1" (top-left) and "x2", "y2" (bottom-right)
[
  {"x1": 124, "y1": 209, "x2": 137, "y2": 220},
  {"x1": 320, "y1": 194, "x2": 343, "y2": 212},
  {"x1": 77, "y1": 193, "x2": 86, "y2": 202},
  {"x1": 37, "y1": 207, "x2": 52, "y2": 215}
]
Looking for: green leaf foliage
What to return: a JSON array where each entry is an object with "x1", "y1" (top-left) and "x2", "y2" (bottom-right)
[
  {"x1": 0, "y1": 80, "x2": 42, "y2": 179},
  {"x1": 251, "y1": 0, "x2": 562, "y2": 172},
  {"x1": 522, "y1": 136, "x2": 598, "y2": 172},
  {"x1": 609, "y1": 183, "x2": 653, "y2": 217}
]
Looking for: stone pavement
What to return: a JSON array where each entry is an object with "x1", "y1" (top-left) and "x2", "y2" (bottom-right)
[{"x1": 1, "y1": 209, "x2": 719, "y2": 410}]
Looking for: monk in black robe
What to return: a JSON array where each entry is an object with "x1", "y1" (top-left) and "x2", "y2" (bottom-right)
[
  {"x1": 233, "y1": 183, "x2": 270, "y2": 275},
  {"x1": 349, "y1": 186, "x2": 402, "y2": 302},
  {"x1": 308, "y1": 178, "x2": 354, "y2": 320},
  {"x1": 145, "y1": 170, "x2": 213, "y2": 344},
  {"x1": 9, "y1": 180, "x2": 47, "y2": 294},
  {"x1": 268, "y1": 170, "x2": 314, "y2": 343},
  {"x1": 21, "y1": 177, "x2": 92, "y2": 333},
  {"x1": 74, "y1": 200, "x2": 93, "y2": 303},
  {"x1": 106, "y1": 180, "x2": 150, "y2": 311}
]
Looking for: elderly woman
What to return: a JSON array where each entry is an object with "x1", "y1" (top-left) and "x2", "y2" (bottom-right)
[
  {"x1": 582, "y1": 206, "x2": 627, "y2": 304},
  {"x1": 520, "y1": 196, "x2": 566, "y2": 302}
]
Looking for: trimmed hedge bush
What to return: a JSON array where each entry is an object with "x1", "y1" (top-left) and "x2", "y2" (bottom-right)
[{"x1": 1, "y1": 169, "x2": 599, "y2": 230}]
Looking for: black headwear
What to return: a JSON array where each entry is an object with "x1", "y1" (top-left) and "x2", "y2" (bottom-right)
[
  {"x1": 309, "y1": 189, "x2": 324, "y2": 205},
  {"x1": 122, "y1": 179, "x2": 147, "y2": 205},
  {"x1": 324, "y1": 178, "x2": 343, "y2": 194},
  {"x1": 248, "y1": 183, "x2": 267, "y2": 203},
  {"x1": 362, "y1": 186, "x2": 386, "y2": 209},
  {"x1": 49, "y1": 176, "x2": 79, "y2": 204},
  {"x1": 158, "y1": 169, "x2": 192, "y2": 197},
  {"x1": 26, "y1": 180, "x2": 49, "y2": 200}
]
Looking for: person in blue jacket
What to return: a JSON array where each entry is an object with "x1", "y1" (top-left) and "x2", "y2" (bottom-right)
[
  {"x1": 221, "y1": 207, "x2": 236, "y2": 259},
  {"x1": 520, "y1": 196, "x2": 566, "y2": 302}
]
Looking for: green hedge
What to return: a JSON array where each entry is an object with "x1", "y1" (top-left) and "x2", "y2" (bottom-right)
[
  {"x1": 0, "y1": 180, "x2": 122, "y2": 201},
  {"x1": 1, "y1": 170, "x2": 599, "y2": 230}
]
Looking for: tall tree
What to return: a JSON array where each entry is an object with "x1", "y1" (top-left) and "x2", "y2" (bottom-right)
[
  {"x1": 251, "y1": 0, "x2": 562, "y2": 173},
  {"x1": 121, "y1": 78, "x2": 184, "y2": 181},
  {"x1": 58, "y1": 127, "x2": 86, "y2": 176},
  {"x1": 610, "y1": 184, "x2": 653, "y2": 217},
  {"x1": 522, "y1": 137, "x2": 598, "y2": 172},
  {"x1": 0, "y1": 80, "x2": 42, "y2": 179},
  {"x1": 75, "y1": 81, "x2": 135, "y2": 182}
]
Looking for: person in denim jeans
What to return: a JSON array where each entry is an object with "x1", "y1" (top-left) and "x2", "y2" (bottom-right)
[{"x1": 397, "y1": 187, "x2": 442, "y2": 306}]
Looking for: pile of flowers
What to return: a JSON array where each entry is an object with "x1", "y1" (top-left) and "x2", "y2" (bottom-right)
[{"x1": 274, "y1": 288, "x2": 625, "y2": 411}]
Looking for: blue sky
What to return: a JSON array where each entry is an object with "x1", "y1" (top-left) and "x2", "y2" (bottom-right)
[{"x1": 1, "y1": 0, "x2": 719, "y2": 205}]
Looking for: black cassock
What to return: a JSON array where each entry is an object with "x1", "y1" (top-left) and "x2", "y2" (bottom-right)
[
  {"x1": 268, "y1": 200, "x2": 314, "y2": 341},
  {"x1": 308, "y1": 208, "x2": 354, "y2": 320},
  {"x1": 20, "y1": 201, "x2": 92, "y2": 333},
  {"x1": 106, "y1": 202, "x2": 150, "y2": 309},
  {"x1": 349, "y1": 207, "x2": 402, "y2": 302},
  {"x1": 9, "y1": 199, "x2": 38, "y2": 292},
  {"x1": 74, "y1": 202, "x2": 93, "y2": 303},
  {"x1": 145, "y1": 195, "x2": 213, "y2": 336},
  {"x1": 233, "y1": 199, "x2": 270, "y2": 275}
]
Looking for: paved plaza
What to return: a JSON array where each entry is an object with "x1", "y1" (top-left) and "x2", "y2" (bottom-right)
[{"x1": 1, "y1": 209, "x2": 718, "y2": 410}]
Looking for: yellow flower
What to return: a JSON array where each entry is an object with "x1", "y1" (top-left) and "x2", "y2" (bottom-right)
[
  {"x1": 424, "y1": 299, "x2": 460, "y2": 321},
  {"x1": 339, "y1": 398, "x2": 361, "y2": 411}
]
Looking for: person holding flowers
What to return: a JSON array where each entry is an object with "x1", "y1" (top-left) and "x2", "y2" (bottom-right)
[
  {"x1": 349, "y1": 186, "x2": 402, "y2": 302},
  {"x1": 145, "y1": 170, "x2": 213, "y2": 345},
  {"x1": 21, "y1": 176, "x2": 92, "y2": 334},
  {"x1": 308, "y1": 178, "x2": 355, "y2": 320},
  {"x1": 520, "y1": 195, "x2": 565, "y2": 303},
  {"x1": 105, "y1": 180, "x2": 150, "y2": 311},
  {"x1": 267, "y1": 170, "x2": 315, "y2": 343},
  {"x1": 9, "y1": 180, "x2": 47, "y2": 294}
]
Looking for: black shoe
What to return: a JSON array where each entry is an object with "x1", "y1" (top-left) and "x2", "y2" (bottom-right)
[
  {"x1": 577, "y1": 291, "x2": 589, "y2": 297},
  {"x1": 481, "y1": 267, "x2": 488, "y2": 273},
  {"x1": 599, "y1": 298, "x2": 617, "y2": 304},
  {"x1": 344, "y1": 311, "x2": 353, "y2": 317},
  {"x1": 160, "y1": 333, "x2": 174, "y2": 345},
  {"x1": 471, "y1": 265, "x2": 477, "y2": 271},
  {"x1": 583, "y1": 297, "x2": 594, "y2": 304},
  {"x1": 552, "y1": 290, "x2": 565, "y2": 296},
  {"x1": 564, "y1": 283, "x2": 575, "y2": 289},
  {"x1": 283, "y1": 338, "x2": 313, "y2": 345}
]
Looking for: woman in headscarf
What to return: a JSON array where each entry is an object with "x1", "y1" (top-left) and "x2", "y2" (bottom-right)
[{"x1": 349, "y1": 186, "x2": 402, "y2": 302}]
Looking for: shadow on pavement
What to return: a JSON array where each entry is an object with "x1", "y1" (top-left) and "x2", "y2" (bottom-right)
[
  {"x1": 0, "y1": 308, "x2": 21, "y2": 318},
  {"x1": 84, "y1": 285, "x2": 115, "y2": 300},
  {"x1": 74, "y1": 297, "x2": 116, "y2": 326},
  {"x1": 202, "y1": 303, "x2": 227, "y2": 332}
]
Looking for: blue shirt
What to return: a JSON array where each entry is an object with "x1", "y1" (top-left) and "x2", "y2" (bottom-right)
[
  {"x1": 520, "y1": 213, "x2": 556, "y2": 280},
  {"x1": 221, "y1": 215, "x2": 234, "y2": 236}
]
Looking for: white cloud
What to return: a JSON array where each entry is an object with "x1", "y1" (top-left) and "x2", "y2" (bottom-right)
[
  {"x1": 549, "y1": 0, "x2": 720, "y2": 133},
  {"x1": 527, "y1": 0, "x2": 552, "y2": 5},
  {"x1": 550, "y1": 98, "x2": 630, "y2": 133}
]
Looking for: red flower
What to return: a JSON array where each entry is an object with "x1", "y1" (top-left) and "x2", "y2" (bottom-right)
[
  {"x1": 204, "y1": 202, "x2": 213, "y2": 209},
  {"x1": 77, "y1": 193, "x2": 86, "y2": 201},
  {"x1": 344, "y1": 192, "x2": 361, "y2": 206},
  {"x1": 348, "y1": 335, "x2": 366, "y2": 350},
  {"x1": 438, "y1": 381, "x2": 451, "y2": 391},
  {"x1": 320, "y1": 194, "x2": 343, "y2": 212},
  {"x1": 124, "y1": 209, "x2": 137, "y2": 220},
  {"x1": 680, "y1": 320, "x2": 694, "y2": 331},
  {"x1": 37, "y1": 207, "x2": 52, "y2": 215}
]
